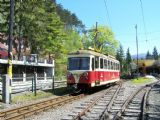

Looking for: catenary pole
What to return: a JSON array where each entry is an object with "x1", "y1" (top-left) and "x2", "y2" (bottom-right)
[
  {"x1": 94, "y1": 22, "x2": 98, "y2": 49},
  {"x1": 135, "y1": 24, "x2": 139, "y2": 79},
  {"x1": 8, "y1": 0, "x2": 14, "y2": 103}
]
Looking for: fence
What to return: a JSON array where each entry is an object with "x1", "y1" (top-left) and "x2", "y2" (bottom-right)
[{"x1": 0, "y1": 75, "x2": 67, "y2": 94}]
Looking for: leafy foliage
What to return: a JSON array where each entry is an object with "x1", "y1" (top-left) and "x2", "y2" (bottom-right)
[
  {"x1": 83, "y1": 25, "x2": 119, "y2": 55},
  {"x1": 0, "y1": 1, "x2": 120, "y2": 78},
  {"x1": 55, "y1": 3, "x2": 85, "y2": 33}
]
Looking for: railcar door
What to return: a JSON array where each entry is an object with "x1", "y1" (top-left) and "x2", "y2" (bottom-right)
[
  {"x1": 100, "y1": 58, "x2": 104, "y2": 83},
  {"x1": 95, "y1": 56, "x2": 100, "y2": 85}
]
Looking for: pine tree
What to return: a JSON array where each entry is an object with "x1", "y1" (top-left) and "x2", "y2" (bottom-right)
[
  {"x1": 116, "y1": 44, "x2": 124, "y2": 73},
  {"x1": 146, "y1": 51, "x2": 152, "y2": 59},
  {"x1": 126, "y1": 48, "x2": 132, "y2": 74},
  {"x1": 152, "y1": 46, "x2": 158, "y2": 60},
  {"x1": 126, "y1": 48, "x2": 132, "y2": 65}
]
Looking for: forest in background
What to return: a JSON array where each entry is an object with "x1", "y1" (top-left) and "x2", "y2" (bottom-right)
[{"x1": 0, "y1": 0, "x2": 119, "y2": 77}]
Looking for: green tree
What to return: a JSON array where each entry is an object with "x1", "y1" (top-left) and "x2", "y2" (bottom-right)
[
  {"x1": 125, "y1": 48, "x2": 132, "y2": 74},
  {"x1": 126, "y1": 48, "x2": 132, "y2": 65},
  {"x1": 55, "y1": 30, "x2": 83, "y2": 77},
  {"x1": 116, "y1": 44, "x2": 124, "y2": 73},
  {"x1": 146, "y1": 51, "x2": 152, "y2": 59},
  {"x1": 0, "y1": 0, "x2": 85, "y2": 78},
  {"x1": 0, "y1": 0, "x2": 10, "y2": 33},
  {"x1": 152, "y1": 46, "x2": 158, "y2": 60},
  {"x1": 84, "y1": 25, "x2": 118, "y2": 55},
  {"x1": 55, "y1": 4, "x2": 85, "y2": 32}
]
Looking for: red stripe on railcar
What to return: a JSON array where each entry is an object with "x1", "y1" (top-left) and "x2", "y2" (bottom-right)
[{"x1": 87, "y1": 71, "x2": 119, "y2": 83}]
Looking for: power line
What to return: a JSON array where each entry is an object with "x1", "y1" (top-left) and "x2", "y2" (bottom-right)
[
  {"x1": 115, "y1": 30, "x2": 160, "y2": 37},
  {"x1": 103, "y1": 0, "x2": 112, "y2": 29},
  {"x1": 139, "y1": 0, "x2": 148, "y2": 42}
]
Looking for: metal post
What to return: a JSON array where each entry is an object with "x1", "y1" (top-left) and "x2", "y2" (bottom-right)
[
  {"x1": 44, "y1": 71, "x2": 47, "y2": 81},
  {"x1": 32, "y1": 77, "x2": 34, "y2": 92},
  {"x1": 94, "y1": 22, "x2": 98, "y2": 49},
  {"x1": 135, "y1": 24, "x2": 139, "y2": 79},
  {"x1": 2, "y1": 75, "x2": 10, "y2": 104},
  {"x1": 7, "y1": 0, "x2": 14, "y2": 103},
  {"x1": 23, "y1": 72, "x2": 26, "y2": 82},
  {"x1": 52, "y1": 76, "x2": 54, "y2": 93},
  {"x1": 34, "y1": 72, "x2": 37, "y2": 96},
  {"x1": 18, "y1": 25, "x2": 22, "y2": 60}
]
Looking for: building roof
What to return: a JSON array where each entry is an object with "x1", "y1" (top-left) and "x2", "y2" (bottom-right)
[
  {"x1": 68, "y1": 49, "x2": 119, "y2": 62},
  {"x1": 132, "y1": 60, "x2": 160, "y2": 68}
]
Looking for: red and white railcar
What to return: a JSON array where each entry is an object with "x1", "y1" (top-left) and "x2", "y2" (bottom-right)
[{"x1": 67, "y1": 49, "x2": 120, "y2": 92}]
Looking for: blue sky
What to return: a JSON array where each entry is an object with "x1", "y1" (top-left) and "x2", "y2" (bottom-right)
[{"x1": 56, "y1": 0, "x2": 160, "y2": 55}]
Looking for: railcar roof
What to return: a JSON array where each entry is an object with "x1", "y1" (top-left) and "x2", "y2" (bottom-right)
[{"x1": 68, "y1": 50, "x2": 119, "y2": 62}]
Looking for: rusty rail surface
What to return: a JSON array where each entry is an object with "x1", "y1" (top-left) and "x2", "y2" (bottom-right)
[{"x1": 0, "y1": 94, "x2": 85, "y2": 120}]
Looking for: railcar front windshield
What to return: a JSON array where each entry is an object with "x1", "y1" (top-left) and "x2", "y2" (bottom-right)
[{"x1": 68, "y1": 57, "x2": 90, "y2": 70}]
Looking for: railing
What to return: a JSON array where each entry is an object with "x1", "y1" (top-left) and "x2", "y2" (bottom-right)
[
  {"x1": 0, "y1": 56, "x2": 54, "y2": 66},
  {"x1": 0, "y1": 75, "x2": 67, "y2": 94}
]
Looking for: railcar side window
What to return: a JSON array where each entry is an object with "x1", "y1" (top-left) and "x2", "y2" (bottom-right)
[
  {"x1": 92, "y1": 58, "x2": 95, "y2": 70},
  {"x1": 117, "y1": 63, "x2": 119, "y2": 70},
  {"x1": 113, "y1": 62, "x2": 115, "y2": 70},
  {"x1": 111, "y1": 62, "x2": 113, "y2": 70},
  {"x1": 115, "y1": 63, "x2": 117, "y2": 70},
  {"x1": 108, "y1": 60, "x2": 110, "y2": 69},
  {"x1": 112, "y1": 62, "x2": 114, "y2": 70},
  {"x1": 104, "y1": 59, "x2": 107, "y2": 69},
  {"x1": 100, "y1": 58, "x2": 103, "y2": 69},
  {"x1": 118, "y1": 63, "x2": 120, "y2": 70},
  {"x1": 95, "y1": 56, "x2": 99, "y2": 69}
]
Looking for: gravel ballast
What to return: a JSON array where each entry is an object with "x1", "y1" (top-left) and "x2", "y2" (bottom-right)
[
  {"x1": 0, "y1": 76, "x2": 159, "y2": 120},
  {"x1": 25, "y1": 78, "x2": 158, "y2": 120}
]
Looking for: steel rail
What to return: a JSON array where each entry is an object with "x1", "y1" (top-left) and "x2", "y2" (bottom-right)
[
  {"x1": 72, "y1": 83, "x2": 122, "y2": 120},
  {"x1": 113, "y1": 86, "x2": 146, "y2": 120},
  {"x1": 98, "y1": 82, "x2": 122, "y2": 120},
  {"x1": 141, "y1": 87, "x2": 151, "y2": 120},
  {"x1": 0, "y1": 95, "x2": 69, "y2": 117},
  {"x1": 113, "y1": 79, "x2": 160, "y2": 120},
  {"x1": 107, "y1": 82, "x2": 122, "y2": 112},
  {"x1": 0, "y1": 94, "x2": 85, "y2": 120},
  {"x1": 141, "y1": 77, "x2": 160, "y2": 120}
]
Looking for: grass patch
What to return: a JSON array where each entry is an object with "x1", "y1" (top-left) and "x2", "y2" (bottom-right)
[
  {"x1": 131, "y1": 77, "x2": 152, "y2": 85},
  {"x1": 12, "y1": 91, "x2": 53, "y2": 103}
]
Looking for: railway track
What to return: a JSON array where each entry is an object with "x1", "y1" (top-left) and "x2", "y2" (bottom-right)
[
  {"x1": 62, "y1": 82, "x2": 123, "y2": 120},
  {"x1": 62, "y1": 78, "x2": 160, "y2": 120},
  {"x1": 0, "y1": 94, "x2": 85, "y2": 120},
  {"x1": 113, "y1": 79, "x2": 160, "y2": 120},
  {"x1": 145, "y1": 77, "x2": 160, "y2": 120}
]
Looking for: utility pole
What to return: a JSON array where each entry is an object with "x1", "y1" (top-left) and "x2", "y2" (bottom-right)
[
  {"x1": 8, "y1": 0, "x2": 14, "y2": 102},
  {"x1": 18, "y1": 25, "x2": 22, "y2": 60},
  {"x1": 135, "y1": 24, "x2": 139, "y2": 79},
  {"x1": 94, "y1": 22, "x2": 98, "y2": 49}
]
